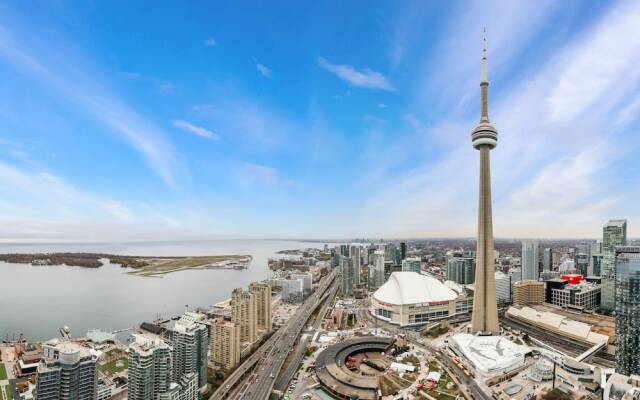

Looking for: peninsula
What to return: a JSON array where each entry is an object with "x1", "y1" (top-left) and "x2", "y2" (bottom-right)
[{"x1": 0, "y1": 253, "x2": 252, "y2": 276}]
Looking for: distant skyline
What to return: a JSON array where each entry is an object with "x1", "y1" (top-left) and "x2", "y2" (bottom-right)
[{"x1": 1, "y1": 1, "x2": 640, "y2": 241}]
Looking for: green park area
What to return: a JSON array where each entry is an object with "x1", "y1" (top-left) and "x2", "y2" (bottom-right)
[
  {"x1": 98, "y1": 358, "x2": 128, "y2": 375},
  {"x1": 3, "y1": 385, "x2": 14, "y2": 400},
  {"x1": 0, "y1": 363, "x2": 8, "y2": 380}
]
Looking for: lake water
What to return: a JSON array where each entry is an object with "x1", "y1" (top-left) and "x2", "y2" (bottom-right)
[{"x1": 0, "y1": 240, "x2": 326, "y2": 342}]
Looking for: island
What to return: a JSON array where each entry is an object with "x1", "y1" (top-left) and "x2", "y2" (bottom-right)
[{"x1": 0, "y1": 253, "x2": 252, "y2": 277}]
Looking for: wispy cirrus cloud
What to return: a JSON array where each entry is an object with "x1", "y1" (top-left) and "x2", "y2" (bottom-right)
[
  {"x1": 0, "y1": 160, "x2": 133, "y2": 222},
  {"x1": 172, "y1": 120, "x2": 220, "y2": 140},
  {"x1": 318, "y1": 57, "x2": 394, "y2": 91},
  {"x1": 244, "y1": 163, "x2": 278, "y2": 185},
  {"x1": 0, "y1": 22, "x2": 185, "y2": 189},
  {"x1": 191, "y1": 98, "x2": 300, "y2": 148},
  {"x1": 239, "y1": 163, "x2": 295, "y2": 188},
  {"x1": 254, "y1": 58, "x2": 273, "y2": 78}
]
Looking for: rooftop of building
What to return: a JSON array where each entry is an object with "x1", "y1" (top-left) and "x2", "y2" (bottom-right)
[
  {"x1": 451, "y1": 333, "x2": 529, "y2": 374},
  {"x1": 129, "y1": 333, "x2": 170, "y2": 354},
  {"x1": 506, "y1": 306, "x2": 611, "y2": 344},
  {"x1": 43, "y1": 339, "x2": 94, "y2": 358},
  {"x1": 605, "y1": 219, "x2": 627, "y2": 227},
  {"x1": 513, "y1": 280, "x2": 544, "y2": 287}
]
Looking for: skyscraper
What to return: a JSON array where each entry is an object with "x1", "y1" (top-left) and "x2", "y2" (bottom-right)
[
  {"x1": 401, "y1": 257, "x2": 421, "y2": 273},
  {"x1": 339, "y1": 255, "x2": 354, "y2": 295},
  {"x1": 35, "y1": 340, "x2": 98, "y2": 400},
  {"x1": 370, "y1": 250, "x2": 386, "y2": 291},
  {"x1": 350, "y1": 245, "x2": 362, "y2": 285},
  {"x1": 521, "y1": 241, "x2": 539, "y2": 281},
  {"x1": 542, "y1": 248, "x2": 552, "y2": 272},
  {"x1": 249, "y1": 282, "x2": 272, "y2": 333},
  {"x1": 614, "y1": 246, "x2": 640, "y2": 375},
  {"x1": 167, "y1": 313, "x2": 208, "y2": 392},
  {"x1": 590, "y1": 241, "x2": 602, "y2": 276},
  {"x1": 231, "y1": 288, "x2": 257, "y2": 343},
  {"x1": 470, "y1": 33, "x2": 500, "y2": 335},
  {"x1": 601, "y1": 219, "x2": 627, "y2": 311},
  {"x1": 446, "y1": 257, "x2": 475, "y2": 285},
  {"x1": 128, "y1": 334, "x2": 173, "y2": 400}
]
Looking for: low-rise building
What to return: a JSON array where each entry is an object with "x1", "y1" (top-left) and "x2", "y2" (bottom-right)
[
  {"x1": 449, "y1": 334, "x2": 529, "y2": 377},
  {"x1": 551, "y1": 282, "x2": 601, "y2": 311}
]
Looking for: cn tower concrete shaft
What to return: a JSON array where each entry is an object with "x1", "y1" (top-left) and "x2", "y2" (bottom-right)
[{"x1": 471, "y1": 146, "x2": 500, "y2": 334}]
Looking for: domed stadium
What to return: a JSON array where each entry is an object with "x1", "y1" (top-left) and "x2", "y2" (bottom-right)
[{"x1": 371, "y1": 272, "x2": 472, "y2": 327}]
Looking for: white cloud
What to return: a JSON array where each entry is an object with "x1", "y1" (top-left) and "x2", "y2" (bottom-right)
[
  {"x1": 191, "y1": 98, "x2": 300, "y2": 148},
  {"x1": 318, "y1": 57, "x2": 394, "y2": 91},
  {"x1": 0, "y1": 161, "x2": 133, "y2": 222},
  {"x1": 546, "y1": 0, "x2": 640, "y2": 122},
  {"x1": 0, "y1": 24, "x2": 185, "y2": 188},
  {"x1": 205, "y1": 37, "x2": 217, "y2": 46},
  {"x1": 244, "y1": 163, "x2": 278, "y2": 185},
  {"x1": 172, "y1": 120, "x2": 220, "y2": 140},
  {"x1": 254, "y1": 59, "x2": 273, "y2": 78}
]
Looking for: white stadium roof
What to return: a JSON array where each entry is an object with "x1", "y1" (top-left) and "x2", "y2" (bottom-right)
[{"x1": 373, "y1": 272, "x2": 458, "y2": 305}]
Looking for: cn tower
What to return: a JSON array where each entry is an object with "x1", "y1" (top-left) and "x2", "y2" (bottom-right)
[{"x1": 470, "y1": 32, "x2": 500, "y2": 335}]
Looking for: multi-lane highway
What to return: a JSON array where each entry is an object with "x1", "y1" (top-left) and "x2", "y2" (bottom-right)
[
  {"x1": 209, "y1": 270, "x2": 337, "y2": 400},
  {"x1": 273, "y1": 283, "x2": 338, "y2": 395}
]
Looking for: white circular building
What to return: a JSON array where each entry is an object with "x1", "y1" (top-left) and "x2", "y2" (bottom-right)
[{"x1": 371, "y1": 272, "x2": 472, "y2": 326}]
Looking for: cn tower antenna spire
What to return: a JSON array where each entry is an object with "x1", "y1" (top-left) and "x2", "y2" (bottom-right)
[{"x1": 480, "y1": 28, "x2": 489, "y2": 122}]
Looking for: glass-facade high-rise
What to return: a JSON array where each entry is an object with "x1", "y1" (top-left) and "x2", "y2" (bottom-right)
[
  {"x1": 615, "y1": 246, "x2": 640, "y2": 375},
  {"x1": 446, "y1": 257, "x2": 475, "y2": 285},
  {"x1": 339, "y1": 255, "x2": 354, "y2": 295},
  {"x1": 35, "y1": 340, "x2": 98, "y2": 400},
  {"x1": 350, "y1": 245, "x2": 362, "y2": 286},
  {"x1": 542, "y1": 248, "x2": 552, "y2": 272},
  {"x1": 401, "y1": 257, "x2": 421, "y2": 273},
  {"x1": 521, "y1": 241, "x2": 539, "y2": 281},
  {"x1": 602, "y1": 219, "x2": 627, "y2": 311}
]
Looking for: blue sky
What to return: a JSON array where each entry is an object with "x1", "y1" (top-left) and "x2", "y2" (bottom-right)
[{"x1": 0, "y1": 0, "x2": 639, "y2": 241}]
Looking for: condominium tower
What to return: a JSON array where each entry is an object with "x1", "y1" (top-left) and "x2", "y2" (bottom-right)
[
  {"x1": 249, "y1": 282, "x2": 272, "y2": 333},
  {"x1": 470, "y1": 34, "x2": 500, "y2": 335},
  {"x1": 210, "y1": 319, "x2": 241, "y2": 370},
  {"x1": 128, "y1": 334, "x2": 172, "y2": 400},
  {"x1": 602, "y1": 219, "x2": 627, "y2": 311},
  {"x1": 35, "y1": 340, "x2": 98, "y2": 400},
  {"x1": 167, "y1": 313, "x2": 209, "y2": 392},
  {"x1": 521, "y1": 241, "x2": 539, "y2": 281},
  {"x1": 339, "y1": 255, "x2": 354, "y2": 296},
  {"x1": 370, "y1": 250, "x2": 386, "y2": 291},
  {"x1": 231, "y1": 288, "x2": 257, "y2": 344},
  {"x1": 350, "y1": 245, "x2": 362, "y2": 285},
  {"x1": 401, "y1": 257, "x2": 421, "y2": 273},
  {"x1": 614, "y1": 246, "x2": 640, "y2": 375}
]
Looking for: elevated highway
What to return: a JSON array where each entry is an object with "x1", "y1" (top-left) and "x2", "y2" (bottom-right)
[{"x1": 209, "y1": 270, "x2": 337, "y2": 400}]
